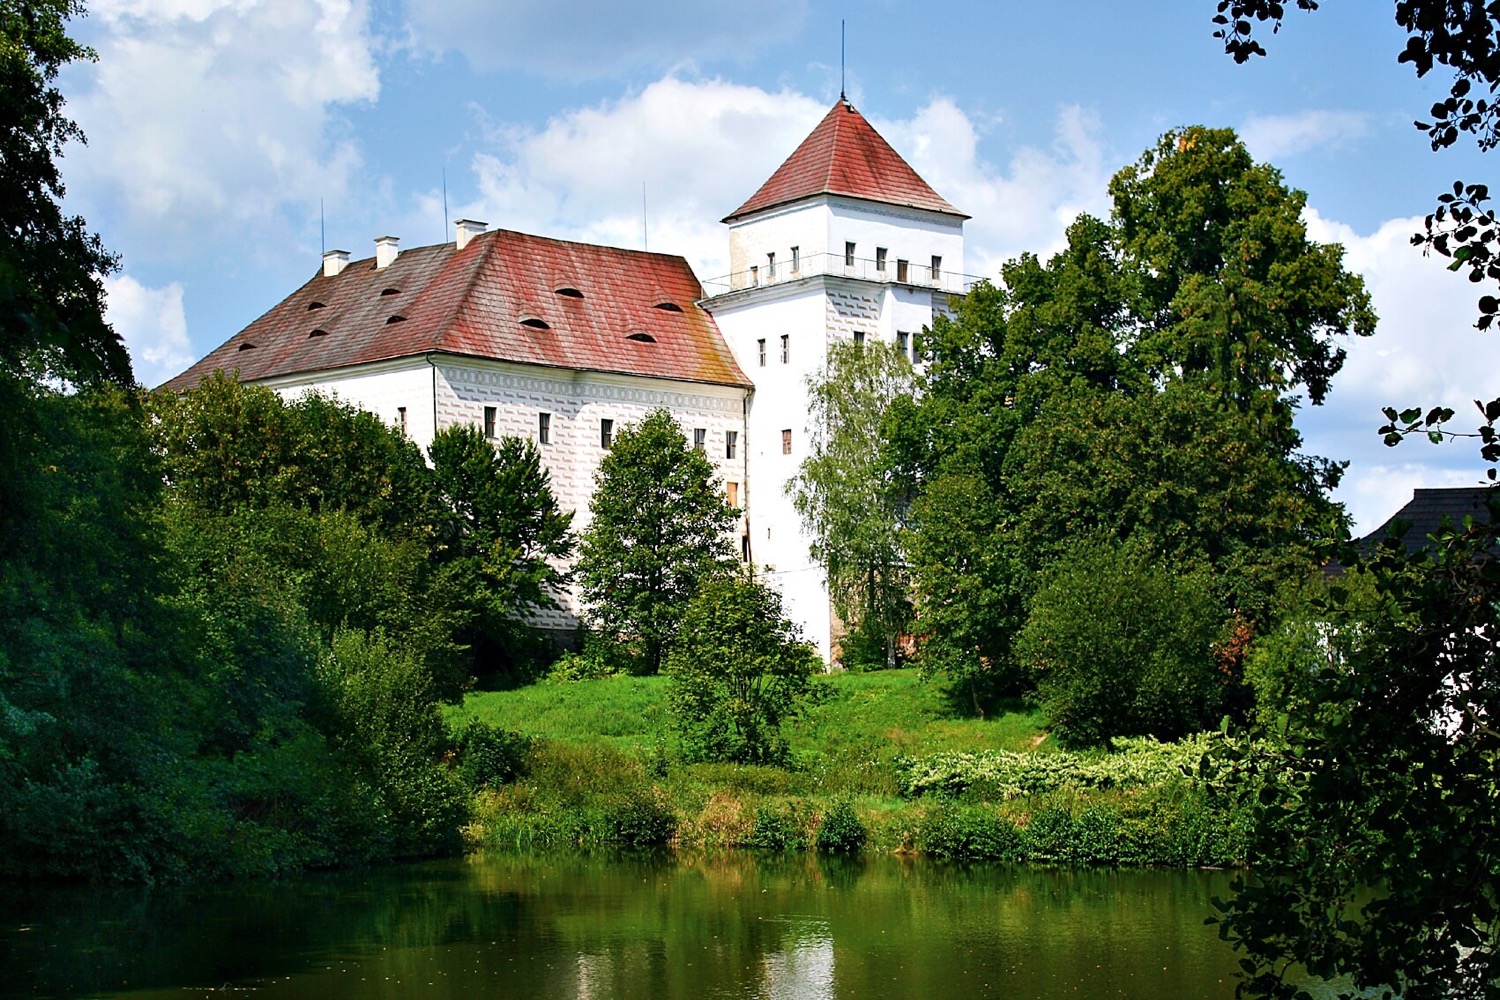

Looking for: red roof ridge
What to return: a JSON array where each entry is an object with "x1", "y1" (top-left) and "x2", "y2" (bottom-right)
[{"x1": 724, "y1": 98, "x2": 968, "y2": 222}]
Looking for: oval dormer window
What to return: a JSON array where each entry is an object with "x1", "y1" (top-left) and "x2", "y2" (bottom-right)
[
  {"x1": 386, "y1": 315, "x2": 406, "y2": 324},
  {"x1": 307, "y1": 300, "x2": 326, "y2": 311},
  {"x1": 627, "y1": 332, "x2": 657, "y2": 343},
  {"x1": 554, "y1": 287, "x2": 584, "y2": 299},
  {"x1": 652, "y1": 301, "x2": 683, "y2": 312},
  {"x1": 238, "y1": 342, "x2": 256, "y2": 351},
  {"x1": 309, "y1": 328, "x2": 328, "y2": 338},
  {"x1": 521, "y1": 317, "x2": 551, "y2": 330},
  {"x1": 380, "y1": 287, "x2": 399, "y2": 296}
]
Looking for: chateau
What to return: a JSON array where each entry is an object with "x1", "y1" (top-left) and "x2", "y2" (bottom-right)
[{"x1": 167, "y1": 98, "x2": 972, "y2": 662}]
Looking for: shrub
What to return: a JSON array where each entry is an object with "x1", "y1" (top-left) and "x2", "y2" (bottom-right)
[
  {"x1": 452, "y1": 718, "x2": 534, "y2": 789},
  {"x1": 666, "y1": 576, "x2": 817, "y2": 765},
  {"x1": 601, "y1": 793, "x2": 676, "y2": 846},
  {"x1": 749, "y1": 802, "x2": 810, "y2": 851},
  {"x1": 918, "y1": 804, "x2": 1024, "y2": 861},
  {"x1": 814, "y1": 800, "x2": 867, "y2": 853},
  {"x1": 1016, "y1": 537, "x2": 1227, "y2": 748}
]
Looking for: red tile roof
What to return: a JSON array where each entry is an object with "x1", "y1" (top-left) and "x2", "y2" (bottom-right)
[
  {"x1": 164, "y1": 230, "x2": 751, "y2": 391},
  {"x1": 724, "y1": 99, "x2": 968, "y2": 223}
]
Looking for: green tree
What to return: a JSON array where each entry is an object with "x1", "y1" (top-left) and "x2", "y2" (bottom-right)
[
  {"x1": 1016, "y1": 537, "x2": 1227, "y2": 748},
  {"x1": 665, "y1": 575, "x2": 817, "y2": 765},
  {"x1": 0, "y1": 0, "x2": 129, "y2": 553},
  {"x1": 429, "y1": 425, "x2": 574, "y2": 682},
  {"x1": 898, "y1": 130, "x2": 1371, "y2": 707},
  {"x1": 790, "y1": 340, "x2": 915, "y2": 668},
  {"x1": 579, "y1": 409, "x2": 736, "y2": 674},
  {"x1": 1203, "y1": 9, "x2": 1500, "y2": 996}
]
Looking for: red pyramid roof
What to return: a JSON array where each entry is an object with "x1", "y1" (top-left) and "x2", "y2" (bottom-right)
[
  {"x1": 724, "y1": 99, "x2": 967, "y2": 222},
  {"x1": 164, "y1": 230, "x2": 750, "y2": 392}
]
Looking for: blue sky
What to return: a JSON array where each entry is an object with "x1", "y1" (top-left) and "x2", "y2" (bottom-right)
[{"x1": 58, "y1": 0, "x2": 1498, "y2": 530}]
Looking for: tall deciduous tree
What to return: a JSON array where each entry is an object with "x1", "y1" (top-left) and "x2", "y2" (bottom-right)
[
  {"x1": 430, "y1": 425, "x2": 573, "y2": 682},
  {"x1": 790, "y1": 340, "x2": 915, "y2": 667},
  {"x1": 1205, "y1": 6, "x2": 1500, "y2": 996},
  {"x1": 578, "y1": 409, "x2": 736, "y2": 674},
  {"x1": 898, "y1": 129, "x2": 1372, "y2": 708}
]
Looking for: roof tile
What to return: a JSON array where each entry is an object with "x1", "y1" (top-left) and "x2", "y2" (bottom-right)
[
  {"x1": 164, "y1": 230, "x2": 751, "y2": 391},
  {"x1": 724, "y1": 98, "x2": 967, "y2": 222}
]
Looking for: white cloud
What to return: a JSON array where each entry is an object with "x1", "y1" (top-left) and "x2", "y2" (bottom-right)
[
  {"x1": 104, "y1": 273, "x2": 193, "y2": 389},
  {"x1": 452, "y1": 77, "x2": 1114, "y2": 289},
  {"x1": 879, "y1": 101, "x2": 1114, "y2": 282},
  {"x1": 1300, "y1": 208, "x2": 1498, "y2": 531},
  {"x1": 457, "y1": 77, "x2": 829, "y2": 280},
  {"x1": 66, "y1": 0, "x2": 379, "y2": 262},
  {"x1": 1239, "y1": 110, "x2": 1370, "y2": 161},
  {"x1": 406, "y1": 0, "x2": 807, "y2": 79}
]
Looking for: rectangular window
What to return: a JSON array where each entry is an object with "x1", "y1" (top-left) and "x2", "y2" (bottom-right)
[
  {"x1": 750, "y1": 264, "x2": 759, "y2": 285},
  {"x1": 875, "y1": 247, "x2": 887, "y2": 273},
  {"x1": 930, "y1": 255, "x2": 943, "y2": 282},
  {"x1": 780, "y1": 334, "x2": 789, "y2": 364},
  {"x1": 483, "y1": 406, "x2": 496, "y2": 439},
  {"x1": 600, "y1": 418, "x2": 613, "y2": 449},
  {"x1": 845, "y1": 241, "x2": 856, "y2": 267},
  {"x1": 767, "y1": 252, "x2": 776, "y2": 279},
  {"x1": 726, "y1": 430, "x2": 738, "y2": 459},
  {"x1": 538, "y1": 411, "x2": 551, "y2": 445},
  {"x1": 896, "y1": 258, "x2": 909, "y2": 282},
  {"x1": 397, "y1": 406, "x2": 407, "y2": 436},
  {"x1": 897, "y1": 330, "x2": 909, "y2": 356},
  {"x1": 726, "y1": 481, "x2": 739, "y2": 507},
  {"x1": 911, "y1": 331, "x2": 922, "y2": 362},
  {"x1": 757, "y1": 338, "x2": 766, "y2": 366},
  {"x1": 790, "y1": 246, "x2": 800, "y2": 273},
  {"x1": 741, "y1": 532, "x2": 751, "y2": 562},
  {"x1": 853, "y1": 331, "x2": 865, "y2": 347},
  {"x1": 693, "y1": 427, "x2": 706, "y2": 452},
  {"x1": 781, "y1": 428, "x2": 792, "y2": 455}
]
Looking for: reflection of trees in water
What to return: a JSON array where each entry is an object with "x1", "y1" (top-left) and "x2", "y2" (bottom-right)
[{"x1": 0, "y1": 852, "x2": 1240, "y2": 998}]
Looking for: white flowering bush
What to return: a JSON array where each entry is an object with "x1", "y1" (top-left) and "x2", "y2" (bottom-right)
[{"x1": 895, "y1": 733, "x2": 1217, "y2": 800}]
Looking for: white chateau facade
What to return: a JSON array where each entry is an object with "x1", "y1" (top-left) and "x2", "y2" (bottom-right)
[{"x1": 168, "y1": 98, "x2": 970, "y2": 662}]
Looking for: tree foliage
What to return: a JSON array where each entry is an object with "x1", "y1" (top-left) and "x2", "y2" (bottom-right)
[
  {"x1": 897, "y1": 129, "x2": 1370, "y2": 709},
  {"x1": 790, "y1": 340, "x2": 915, "y2": 667},
  {"x1": 1016, "y1": 538, "x2": 1227, "y2": 748},
  {"x1": 665, "y1": 575, "x2": 817, "y2": 765},
  {"x1": 578, "y1": 409, "x2": 736, "y2": 674}
]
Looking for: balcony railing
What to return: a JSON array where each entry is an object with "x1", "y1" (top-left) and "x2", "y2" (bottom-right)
[{"x1": 699, "y1": 252, "x2": 983, "y2": 299}]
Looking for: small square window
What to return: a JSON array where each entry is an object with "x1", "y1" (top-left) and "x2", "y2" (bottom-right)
[
  {"x1": 845, "y1": 241, "x2": 856, "y2": 267},
  {"x1": 483, "y1": 406, "x2": 496, "y2": 439},
  {"x1": 875, "y1": 247, "x2": 887, "y2": 273},
  {"x1": 538, "y1": 411, "x2": 551, "y2": 445},
  {"x1": 757, "y1": 339, "x2": 766, "y2": 367},
  {"x1": 726, "y1": 481, "x2": 739, "y2": 507},
  {"x1": 780, "y1": 335, "x2": 789, "y2": 364},
  {"x1": 896, "y1": 259, "x2": 909, "y2": 282},
  {"x1": 693, "y1": 427, "x2": 706, "y2": 452},
  {"x1": 781, "y1": 428, "x2": 792, "y2": 455},
  {"x1": 726, "y1": 430, "x2": 738, "y2": 460},
  {"x1": 600, "y1": 418, "x2": 613, "y2": 449}
]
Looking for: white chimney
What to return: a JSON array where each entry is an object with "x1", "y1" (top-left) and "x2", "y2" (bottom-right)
[
  {"x1": 322, "y1": 249, "x2": 349, "y2": 277},
  {"x1": 374, "y1": 235, "x2": 399, "y2": 269},
  {"x1": 455, "y1": 218, "x2": 488, "y2": 251}
]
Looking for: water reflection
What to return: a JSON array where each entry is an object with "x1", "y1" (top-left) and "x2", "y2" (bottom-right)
[{"x1": 0, "y1": 852, "x2": 1243, "y2": 999}]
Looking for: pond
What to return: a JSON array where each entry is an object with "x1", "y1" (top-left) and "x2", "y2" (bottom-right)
[{"x1": 1, "y1": 852, "x2": 1248, "y2": 999}]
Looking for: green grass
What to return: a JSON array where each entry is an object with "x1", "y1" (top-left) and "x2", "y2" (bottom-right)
[
  {"x1": 450, "y1": 669, "x2": 1239, "y2": 866},
  {"x1": 448, "y1": 668, "x2": 1047, "y2": 759}
]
